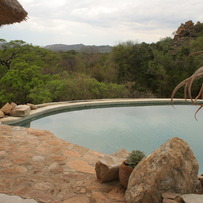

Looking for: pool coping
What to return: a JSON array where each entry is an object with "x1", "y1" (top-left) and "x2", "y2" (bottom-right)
[{"x1": 0, "y1": 98, "x2": 198, "y2": 125}]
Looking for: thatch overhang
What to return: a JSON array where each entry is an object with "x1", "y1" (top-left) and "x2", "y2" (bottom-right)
[{"x1": 0, "y1": 0, "x2": 28, "y2": 26}]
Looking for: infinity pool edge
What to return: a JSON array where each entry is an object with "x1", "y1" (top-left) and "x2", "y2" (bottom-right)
[{"x1": 0, "y1": 98, "x2": 195, "y2": 125}]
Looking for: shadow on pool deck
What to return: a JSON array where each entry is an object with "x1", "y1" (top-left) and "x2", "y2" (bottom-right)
[{"x1": 0, "y1": 125, "x2": 125, "y2": 203}]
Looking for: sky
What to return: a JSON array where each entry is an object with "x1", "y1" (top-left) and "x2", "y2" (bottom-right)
[{"x1": 1, "y1": 0, "x2": 203, "y2": 46}]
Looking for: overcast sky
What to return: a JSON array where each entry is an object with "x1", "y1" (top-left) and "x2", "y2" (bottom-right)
[{"x1": 1, "y1": 0, "x2": 203, "y2": 46}]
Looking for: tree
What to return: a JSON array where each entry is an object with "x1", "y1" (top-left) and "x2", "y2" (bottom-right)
[
  {"x1": 0, "y1": 39, "x2": 32, "y2": 76},
  {"x1": 60, "y1": 50, "x2": 78, "y2": 72},
  {"x1": 0, "y1": 39, "x2": 60, "y2": 77},
  {"x1": 0, "y1": 62, "x2": 46, "y2": 104},
  {"x1": 111, "y1": 41, "x2": 135, "y2": 82}
]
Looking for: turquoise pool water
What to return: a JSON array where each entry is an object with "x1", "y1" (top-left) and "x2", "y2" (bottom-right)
[{"x1": 16, "y1": 104, "x2": 203, "y2": 173}]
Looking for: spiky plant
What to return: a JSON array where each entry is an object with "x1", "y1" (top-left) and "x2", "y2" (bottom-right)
[{"x1": 125, "y1": 150, "x2": 145, "y2": 168}]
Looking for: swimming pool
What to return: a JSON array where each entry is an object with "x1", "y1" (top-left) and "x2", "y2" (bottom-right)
[{"x1": 15, "y1": 104, "x2": 203, "y2": 173}]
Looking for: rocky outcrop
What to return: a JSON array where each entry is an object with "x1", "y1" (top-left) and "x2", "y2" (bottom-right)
[
  {"x1": 95, "y1": 149, "x2": 129, "y2": 183},
  {"x1": 173, "y1": 20, "x2": 202, "y2": 46},
  {"x1": 10, "y1": 105, "x2": 31, "y2": 117},
  {"x1": 125, "y1": 137, "x2": 202, "y2": 203}
]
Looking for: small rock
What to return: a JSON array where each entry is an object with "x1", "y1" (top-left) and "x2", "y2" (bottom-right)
[
  {"x1": 32, "y1": 156, "x2": 45, "y2": 162},
  {"x1": 80, "y1": 187, "x2": 86, "y2": 194},
  {"x1": 198, "y1": 175, "x2": 203, "y2": 186},
  {"x1": 10, "y1": 105, "x2": 31, "y2": 117},
  {"x1": 33, "y1": 182, "x2": 53, "y2": 191},
  {"x1": 27, "y1": 103, "x2": 37, "y2": 110},
  {"x1": 162, "y1": 193, "x2": 183, "y2": 203},
  {"x1": 0, "y1": 110, "x2": 4, "y2": 118},
  {"x1": 48, "y1": 162, "x2": 59, "y2": 172},
  {"x1": 95, "y1": 149, "x2": 129, "y2": 183},
  {"x1": 180, "y1": 194, "x2": 203, "y2": 203},
  {"x1": 162, "y1": 192, "x2": 181, "y2": 200},
  {"x1": 0, "y1": 194, "x2": 37, "y2": 203}
]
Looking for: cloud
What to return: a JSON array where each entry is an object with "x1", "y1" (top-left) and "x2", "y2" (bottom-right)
[{"x1": 2, "y1": 0, "x2": 203, "y2": 45}]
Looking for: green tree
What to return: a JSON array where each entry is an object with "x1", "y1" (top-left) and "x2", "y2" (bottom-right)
[
  {"x1": 59, "y1": 50, "x2": 79, "y2": 72},
  {"x1": 0, "y1": 62, "x2": 47, "y2": 104},
  {"x1": 0, "y1": 39, "x2": 60, "y2": 77}
]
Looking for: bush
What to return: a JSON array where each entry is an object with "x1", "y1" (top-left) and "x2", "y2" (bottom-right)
[{"x1": 125, "y1": 150, "x2": 145, "y2": 168}]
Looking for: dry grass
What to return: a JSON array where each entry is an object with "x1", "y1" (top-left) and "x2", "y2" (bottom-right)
[{"x1": 0, "y1": 0, "x2": 28, "y2": 26}]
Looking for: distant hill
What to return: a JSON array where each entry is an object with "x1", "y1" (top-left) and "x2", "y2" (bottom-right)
[{"x1": 44, "y1": 43, "x2": 113, "y2": 53}]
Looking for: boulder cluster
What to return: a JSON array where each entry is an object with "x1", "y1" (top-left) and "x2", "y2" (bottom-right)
[
  {"x1": 96, "y1": 137, "x2": 203, "y2": 203},
  {"x1": 173, "y1": 20, "x2": 201, "y2": 46},
  {"x1": 0, "y1": 102, "x2": 37, "y2": 118}
]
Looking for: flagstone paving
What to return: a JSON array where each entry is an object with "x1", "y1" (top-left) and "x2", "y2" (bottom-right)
[{"x1": 0, "y1": 124, "x2": 125, "y2": 203}]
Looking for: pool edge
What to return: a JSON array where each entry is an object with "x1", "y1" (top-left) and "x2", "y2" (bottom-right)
[{"x1": 0, "y1": 98, "x2": 197, "y2": 125}]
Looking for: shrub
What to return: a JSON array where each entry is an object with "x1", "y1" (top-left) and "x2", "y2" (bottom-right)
[{"x1": 125, "y1": 150, "x2": 145, "y2": 168}]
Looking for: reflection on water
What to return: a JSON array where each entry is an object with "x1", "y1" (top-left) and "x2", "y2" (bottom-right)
[{"x1": 16, "y1": 105, "x2": 203, "y2": 173}]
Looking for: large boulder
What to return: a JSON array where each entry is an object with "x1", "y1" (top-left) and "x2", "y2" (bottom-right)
[
  {"x1": 125, "y1": 137, "x2": 201, "y2": 203},
  {"x1": 10, "y1": 105, "x2": 31, "y2": 117}
]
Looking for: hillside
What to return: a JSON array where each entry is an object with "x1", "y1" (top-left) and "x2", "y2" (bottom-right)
[{"x1": 44, "y1": 43, "x2": 112, "y2": 53}]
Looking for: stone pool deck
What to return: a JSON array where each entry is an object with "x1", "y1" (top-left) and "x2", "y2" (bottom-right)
[
  {"x1": 0, "y1": 124, "x2": 125, "y2": 203},
  {"x1": 0, "y1": 98, "x2": 199, "y2": 203}
]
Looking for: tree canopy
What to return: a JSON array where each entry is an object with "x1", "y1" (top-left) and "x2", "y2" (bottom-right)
[{"x1": 1, "y1": 21, "x2": 203, "y2": 105}]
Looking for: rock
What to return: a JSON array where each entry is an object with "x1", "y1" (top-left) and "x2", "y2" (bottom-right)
[
  {"x1": 125, "y1": 137, "x2": 201, "y2": 203},
  {"x1": 162, "y1": 192, "x2": 181, "y2": 200},
  {"x1": 27, "y1": 103, "x2": 37, "y2": 110},
  {"x1": 0, "y1": 193, "x2": 38, "y2": 203},
  {"x1": 162, "y1": 193, "x2": 183, "y2": 203},
  {"x1": 32, "y1": 156, "x2": 45, "y2": 162},
  {"x1": 0, "y1": 102, "x2": 17, "y2": 115},
  {"x1": 180, "y1": 194, "x2": 203, "y2": 203},
  {"x1": 0, "y1": 110, "x2": 4, "y2": 118},
  {"x1": 10, "y1": 105, "x2": 31, "y2": 117},
  {"x1": 198, "y1": 175, "x2": 203, "y2": 187},
  {"x1": 95, "y1": 149, "x2": 129, "y2": 183},
  {"x1": 173, "y1": 20, "x2": 199, "y2": 46},
  {"x1": 48, "y1": 162, "x2": 59, "y2": 172}
]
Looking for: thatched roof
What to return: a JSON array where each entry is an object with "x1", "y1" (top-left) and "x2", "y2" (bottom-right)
[{"x1": 0, "y1": 0, "x2": 28, "y2": 26}]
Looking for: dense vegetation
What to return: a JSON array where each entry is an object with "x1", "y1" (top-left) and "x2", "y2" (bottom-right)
[{"x1": 1, "y1": 22, "x2": 203, "y2": 105}]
